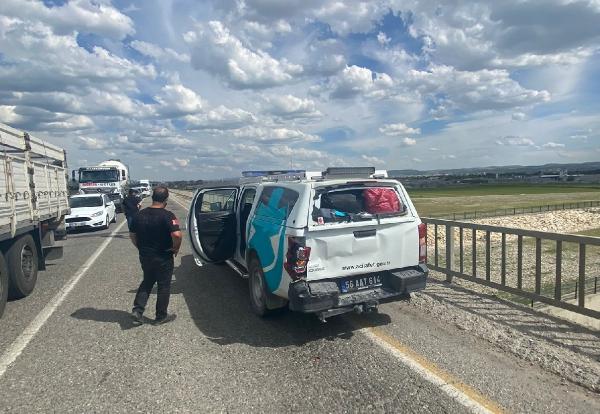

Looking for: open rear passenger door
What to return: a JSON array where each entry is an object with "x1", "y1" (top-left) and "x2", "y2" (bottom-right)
[{"x1": 188, "y1": 187, "x2": 239, "y2": 265}]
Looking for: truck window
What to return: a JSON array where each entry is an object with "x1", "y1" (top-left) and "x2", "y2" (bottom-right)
[
  {"x1": 200, "y1": 189, "x2": 236, "y2": 213},
  {"x1": 255, "y1": 187, "x2": 299, "y2": 220}
]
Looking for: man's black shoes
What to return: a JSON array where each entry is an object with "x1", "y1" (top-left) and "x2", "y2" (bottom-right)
[
  {"x1": 131, "y1": 310, "x2": 144, "y2": 326},
  {"x1": 153, "y1": 314, "x2": 177, "y2": 325}
]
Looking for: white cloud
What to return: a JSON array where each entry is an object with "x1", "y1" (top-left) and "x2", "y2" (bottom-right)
[
  {"x1": 130, "y1": 40, "x2": 190, "y2": 63},
  {"x1": 512, "y1": 112, "x2": 526, "y2": 121},
  {"x1": 0, "y1": 0, "x2": 135, "y2": 40},
  {"x1": 185, "y1": 106, "x2": 256, "y2": 130},
  {"x1": 313, "y1": 1, "x2": 387, "y2": 35},
  {"x1": 404, "y1": 65, "x2": 550, "y2": 112},
  {"x1": 542, "y1": 142, "x2": 565, "y2": 149},
  {"x1": 232, "y1": 126, "x2": 321, "y2": 143},
  {"x1": 154, "y1": 84, "x2": 203, "y2": 117},
  {"x1": 186, "y1": 21, "x2": 303, "y2": 89},
  {"x1": 230, "y1": 143, "x2": 262, "y2": 154},
  {"x1": 496, "y1": 136, "x2": 536, "y2": 146},
  {"x1": 174, "y1": 158, "x2": 190, "y2": 167},
  {"x1": 265, "y1": 94, "x2": 322, "y2": 119},
  {"x1": 271, "y1": 145, "x2": 325, "y2": 160},
  {"x1": 329, "y1": 65, "x2": 394, "y2": 99},
  {"x1": 361, "y1": 154, "x2": 384, "y2": 165},
  {"x1": 0, "y1": 18, "x2": 155, "y2": 95},
  {"x1": 78, "y1": 136, "x2": 106, "y2": 150},
  {"x1": 379, "y1": 122, "x2": 421, "y2": 136},
  {"x1": 401, "y1": 137, "x2": 417, "y2": 146},
  {"x1": 377, "y1": 31, "x2": 391, "y2": 45}
]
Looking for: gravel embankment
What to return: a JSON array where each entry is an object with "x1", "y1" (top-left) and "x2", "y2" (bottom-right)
[
  {"x1": 421, "y1": 208, "x2": 600, "y2": 393},
  {"x1": 409, "y1": 277, "x2": 600, "y2": 393}
]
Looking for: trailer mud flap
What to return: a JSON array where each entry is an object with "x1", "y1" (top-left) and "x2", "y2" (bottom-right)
[{"x1": 43, "y1": 245, "x2": 64, "y2": 261}]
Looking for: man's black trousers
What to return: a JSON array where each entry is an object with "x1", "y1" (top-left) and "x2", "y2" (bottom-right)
[{"x1": 133, "y1": 255, "x2": 174, "y2": 319}]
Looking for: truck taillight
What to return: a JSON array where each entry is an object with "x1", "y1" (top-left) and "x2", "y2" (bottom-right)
[
  {"x1": 418, "y1": 223, "x2": 427, "y2": 263},
  {"x1": 284, "y1": 237, "x2": 311, "y2": 280}
]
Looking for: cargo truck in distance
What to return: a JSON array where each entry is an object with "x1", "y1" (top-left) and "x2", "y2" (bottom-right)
[
  {"x1": 0, "y1": 123, "x2": 70, "y2": 318},
  {"x1": 76, "y1": 160, "x2": 129, "y2": 212}
]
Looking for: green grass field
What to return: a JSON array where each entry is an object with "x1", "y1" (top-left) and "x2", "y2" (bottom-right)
[
  {"x1": 407, "y1": 184, "x2": 600, "y2": 217},
  {"x1": 407, "y1": 184, "x2": 600, "y2": 198}
]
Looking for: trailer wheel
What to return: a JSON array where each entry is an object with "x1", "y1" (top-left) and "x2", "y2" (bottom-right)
[
  {"x1": 7, "y1": 235, "x2": 39, "y2": 299},
  {"x1": 0, "y1": 253, "x2": 8, "y2": 318}
]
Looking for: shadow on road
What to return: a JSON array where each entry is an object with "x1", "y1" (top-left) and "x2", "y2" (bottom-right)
[
  {"x1": 425, "y1": 278, "x2": 600, "y2": 360},
  {"x1": 70, "y1": 307, "x2": 147, "y2": 330},
  {"x1": 174, "y1": 255, "x2": 391, "y2": 348}
]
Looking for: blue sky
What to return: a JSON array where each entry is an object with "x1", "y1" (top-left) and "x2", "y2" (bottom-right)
[{"x1": 0, "y1": 0, "x2": 599, "y2": 180}]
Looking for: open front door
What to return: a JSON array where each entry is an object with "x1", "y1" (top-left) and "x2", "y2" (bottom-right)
[{"x1": 188, "y1": 187, "x2": 239, "y2": 265}]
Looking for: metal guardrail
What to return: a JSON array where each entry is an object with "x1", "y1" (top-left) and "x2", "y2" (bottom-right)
[
  {"x1": 422, "y1": 218, "x2": 600, "y2": 319},
  {"x1": 430, "y1": 200, "x2": 600, "y2": 220}
]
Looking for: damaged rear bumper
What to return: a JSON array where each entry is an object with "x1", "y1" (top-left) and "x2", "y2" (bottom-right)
[{"x1": 288, "y1": 264, "x2": 428, "y2": 313}]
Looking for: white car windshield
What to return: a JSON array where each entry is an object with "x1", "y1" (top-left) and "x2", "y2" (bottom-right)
[{"x1": 70, "y1": 197, "x2": 103, "y2": 208}]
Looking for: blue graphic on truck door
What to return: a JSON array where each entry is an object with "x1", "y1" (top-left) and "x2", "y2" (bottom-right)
[{"x1": 247, "y1": 187, "x2": 298, "y2": 292}]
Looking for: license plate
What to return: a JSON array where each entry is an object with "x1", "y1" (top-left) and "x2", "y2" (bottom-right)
[
  {"x1": 339, "y1": 274, "x2": 383, "y2": 293},
  {"x1": 69, "y1": 222, "x2": 85, "y2": 227}
]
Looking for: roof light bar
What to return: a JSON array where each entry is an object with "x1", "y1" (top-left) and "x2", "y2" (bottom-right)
[
  {"x1": 322, "y1": 167, "x2": 375, "y2": 178},
  {"x1": 242, "y1": 170, "x2": 306, "y2": 178}
]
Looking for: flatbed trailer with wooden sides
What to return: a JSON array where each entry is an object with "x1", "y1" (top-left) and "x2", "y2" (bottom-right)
[{"x1": 0, "y1": 123, "x2": 69, "y2": 318}]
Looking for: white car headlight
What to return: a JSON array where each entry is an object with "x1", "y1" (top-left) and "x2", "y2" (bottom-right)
[{"x1": 91, "y1": 211, "x2": 103, "y2": 217}]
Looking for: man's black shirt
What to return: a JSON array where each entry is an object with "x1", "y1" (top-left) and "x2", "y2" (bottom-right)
[
  {"x1": 123, "y1": 195, "x2": 141, "y2": 217},
  {"x1": 130, "y1": 207, "x2": 180, "y2": 258}
]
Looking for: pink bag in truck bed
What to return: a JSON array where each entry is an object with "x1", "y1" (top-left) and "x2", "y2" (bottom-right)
[{"x1": 363, "y1": 188, "x2": 401, "y2": 213}]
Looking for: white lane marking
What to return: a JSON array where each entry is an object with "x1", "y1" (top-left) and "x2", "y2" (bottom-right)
[
  {"x1": 361, "y1": 328, "x2": 501, "y2": 414},
  {"x1": 0, "y1": 219, "x2": 127, "y2": 378},
  {"x1": 169, "y1": 194, "x2": 190, "y2": 209}
]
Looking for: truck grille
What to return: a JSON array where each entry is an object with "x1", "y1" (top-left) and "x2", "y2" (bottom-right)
[{"x1": 66, "y1": 217, "x2": 89, "y2": 223}]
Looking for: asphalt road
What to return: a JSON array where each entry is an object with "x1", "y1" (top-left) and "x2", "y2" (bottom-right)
[{"x1": 0, "y1": 195, "x2": 599, "y2": 413}]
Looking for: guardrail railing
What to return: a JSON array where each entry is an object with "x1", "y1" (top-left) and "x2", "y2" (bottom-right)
[
  {"x1": 422, "y1": 218, "x2": 600, "y2": 319},
  {"x1": 428, "y1": 200, "x2": 600, "y2": 220}
]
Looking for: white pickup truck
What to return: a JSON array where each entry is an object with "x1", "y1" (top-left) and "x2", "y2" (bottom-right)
[
  {"x1": 187, "y1": 168, "x2": 428, "y2": 321},
  {"x1": 0, "y1": 123, "x2": 69, "y2": 318}
]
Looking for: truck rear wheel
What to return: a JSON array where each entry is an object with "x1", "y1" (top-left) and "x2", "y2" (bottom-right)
[
  {"x1": 0, "y1": 253, "x2": 8, "y2": 318},
  {"x1": 7, "y1": 235, "x2": 39, "y2": 299}
]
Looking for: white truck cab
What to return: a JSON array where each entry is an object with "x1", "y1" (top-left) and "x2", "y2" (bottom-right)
[{"x1": 187, "y1": 168, "x2": 428, "y2": 321}]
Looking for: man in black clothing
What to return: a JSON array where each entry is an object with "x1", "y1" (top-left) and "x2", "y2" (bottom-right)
[
  {"x1": 122, "y1": 189, "x2": 142, "y2": 231},
  {"x1": 130, "y1": 185, "x2": 182, "y2": 325}
]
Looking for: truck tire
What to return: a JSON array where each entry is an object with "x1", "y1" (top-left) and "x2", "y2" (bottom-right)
[
  {"x1": 0, "y1": 253, "x2": 8, "y2": 318},
  {"x1": 7, "y1": 235, "x2": 39, "y2": 299},
  {"x1": 248, "y1": 257, "x2": 286, "y2": 317}
]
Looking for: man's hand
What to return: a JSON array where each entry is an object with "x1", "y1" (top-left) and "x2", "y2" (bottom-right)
[{"x1": 171, "y1": 230, "x2": 182, "y2": 257}]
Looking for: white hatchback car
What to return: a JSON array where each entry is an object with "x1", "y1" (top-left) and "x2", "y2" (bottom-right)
[{"x1": 66, "y1": 194, "x2": 117, "y2": 231}]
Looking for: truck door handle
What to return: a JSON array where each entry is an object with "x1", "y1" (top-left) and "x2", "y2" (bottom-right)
[{"x1": 354, "y1": 229, "x2": 376, "y2": 238}]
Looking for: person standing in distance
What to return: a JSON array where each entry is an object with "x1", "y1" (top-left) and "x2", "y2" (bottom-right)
[
  {"x1": 122, "y1": 188, "x2": 142, "y2": 231},
  {"x1": 130, "y1": 185, "x2": 182, "y2": 325}
]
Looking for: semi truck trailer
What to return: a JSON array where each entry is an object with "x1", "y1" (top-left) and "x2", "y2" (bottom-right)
[{"x1": 0, "y1": 123, "x2": 69, "y2": 318}]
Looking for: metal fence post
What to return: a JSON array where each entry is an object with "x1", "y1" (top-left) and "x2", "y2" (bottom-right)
[{"x1": 445, "y1": 224, "x2": 454, "y2": 282}]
